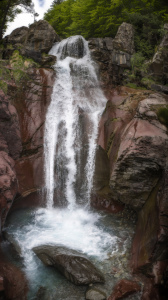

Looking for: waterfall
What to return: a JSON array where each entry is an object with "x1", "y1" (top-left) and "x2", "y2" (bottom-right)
[{"x1": 44, "y1": 35, "x2": 106, "y2": 209}]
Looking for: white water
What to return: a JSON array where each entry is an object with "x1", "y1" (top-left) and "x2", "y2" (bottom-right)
[{"x1": 44, "y1": 35, "x2": 106, "y2": 209}]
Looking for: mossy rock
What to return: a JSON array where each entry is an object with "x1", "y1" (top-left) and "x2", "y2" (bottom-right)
[{"x1": 157, "y1": 106, "x2": 168, "y2": 127}]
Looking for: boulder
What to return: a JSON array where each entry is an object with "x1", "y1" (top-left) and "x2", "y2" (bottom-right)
[
  {"x1": 6, "y1": 26, "x2": 29, "y2": 45},
  {"x1": 24, "y1": 20, "x2": 60, "y2": 54},
  {"x1": 4, "y1": 20, "x2": 60, "y2": 62},
  {"x1": 109, "y1": 93, "x2": 168, "y2": 211},
  {"x1": 151, "y1": 83, "x2": 168, "y2": 94},
  {"x1": 88, "y1": 23, "x2": 134, "y2": 86},
  {"x1": 33, "y1": 245, "x2": 105, "y2": 285},
  {"x1": 107, "y1": 279, "x2": 140, "y2": 300},
  {"x1": 112, "y1": 22, "x2": 135, "y2": 55}
]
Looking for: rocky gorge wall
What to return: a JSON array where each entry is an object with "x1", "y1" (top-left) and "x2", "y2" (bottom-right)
[{"x1": 0, "y1": 19, "x2": 168, "y2": 299}]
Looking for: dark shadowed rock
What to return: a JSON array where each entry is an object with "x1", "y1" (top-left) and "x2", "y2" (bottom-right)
[
  {"x1": 107, "y1": 279, "x2": 140, "y2": 300},
  {"x1": 33, "y1": 245, "x2": 105, "y2": 285}
]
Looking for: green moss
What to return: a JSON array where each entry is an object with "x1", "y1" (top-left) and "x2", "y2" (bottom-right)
[
  {"x1": 9, "y1": 50, "x2": 38, "y2": 84},
  {"x1": 157, "y1": 106, "x2": 168, "y2": 127},
  {"x1": 0, "y1": 80, "x2": 8, "y2": 93}
]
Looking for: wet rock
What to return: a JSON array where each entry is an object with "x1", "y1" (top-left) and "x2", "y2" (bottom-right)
[
  {"x1": 60, "y1": 36, "x2": 86, "y2": 59},
  {"x1": 33, "y1": 245, "x2": 105, "y2": 285},
  {"x1": 93, "y1": 146, "x2": 110, "y2": 192},
  {"x1": 12, "y1": 68, "x2": 55, "y2": 197},
  {"x1": 108, "y1": 279, "x2": 140, "y2": 300},
  {"x1": 0, "y1": 249, "x2": 28, "y2": 300},
  {"x1": 35, "y1": 286, "x2": 52, "y2": 300},
  {"x1": 85, "y1": 286, "x2": 107, "y2": 300},
  {"x1": 3, "y1": 231, "x2": 22, "y2": 256},
  {"x1": 91, "y1": 193, "x2": 124, "y2": 214}
]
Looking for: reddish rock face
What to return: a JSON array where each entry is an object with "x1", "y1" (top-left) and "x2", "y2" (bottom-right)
[
  {"x1": 13, "y1": 68, "x2": 55, "y2": 198},
  {"x1": 92, "y1": 86, "x2": 153, "y2": 212},
  {"x1": 0, "y1": 247, "x2": 28, "y2": 299},
  {"x1": 108, "y1": 279, "x2": 141, "y2": 300},
  {"x1": 95, "y1": 87, "x2": 168, "y2": 297},
  {"x1": 0, "y1": 90, "x2": 22, "y2": 229},
  {"x1": 97, "y1": 89, "x2": 168, "y2": 211}
]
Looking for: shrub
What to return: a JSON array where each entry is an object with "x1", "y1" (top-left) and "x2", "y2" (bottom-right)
[{"x1": 157, "y1": 107, "x2": 168, "y2": 127}]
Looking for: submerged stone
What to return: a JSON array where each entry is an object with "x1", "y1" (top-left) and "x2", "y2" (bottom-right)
[
  {"x1": 86, "y1": 286, "x2": 107, "y2": 300},
  {"x1": 32, "y1": 245, "x2": 105, "y2": 285}
]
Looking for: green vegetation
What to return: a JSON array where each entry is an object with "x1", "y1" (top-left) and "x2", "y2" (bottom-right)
[
  {"x1": 157, "y1": 107, "x2": 168, "y2": 127},
  {"x1": 10, "y1": 50, "x2": 38, "y2": 83},
  {"x1": 45, "y1": 0, "x2": 168, "y2": 59},
  {"x1": 0, "y1": 50, "x2": 38, "y2": 93}
]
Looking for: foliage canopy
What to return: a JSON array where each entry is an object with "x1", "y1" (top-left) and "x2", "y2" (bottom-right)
[{"x1": 44, "y1": 0, "x2": 168, "y2": 58}]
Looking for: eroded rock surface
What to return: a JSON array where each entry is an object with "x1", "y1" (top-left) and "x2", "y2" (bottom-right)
[{"x1": 33, "y1": 245, "x2": 105, "y2": 285}]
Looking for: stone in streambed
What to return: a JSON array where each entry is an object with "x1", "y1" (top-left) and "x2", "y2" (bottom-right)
[
  {"x1": 85, "y1": 286, "x2": 107, "y2": 300},
  {"x1": 108, "y1": 279, "x2": 141, "y2": 300},
  {"x1": 33, "y1": 245, "x2": 105, "y2": 285}
]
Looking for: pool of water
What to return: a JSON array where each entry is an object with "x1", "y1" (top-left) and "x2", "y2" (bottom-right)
[{"x1": 3, "y1": 207, "x2": 141, "y2": 299}]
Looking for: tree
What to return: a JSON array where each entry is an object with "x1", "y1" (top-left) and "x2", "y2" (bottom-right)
[{"x1": 0, "y1": 0, "x2": 34, "y2": 41}]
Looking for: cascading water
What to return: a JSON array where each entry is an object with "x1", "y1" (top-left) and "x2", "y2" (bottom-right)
[
  {"x1": 44, "y1": 35, "x2": 106, "y2": 209},
  {"x1": 3, "y1": 36, "x2": 138, "y2": 300}
]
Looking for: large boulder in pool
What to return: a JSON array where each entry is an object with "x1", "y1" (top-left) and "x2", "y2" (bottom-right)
[{"x1": 32, "y1": 245, "x2": 104, "y2": 285}]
